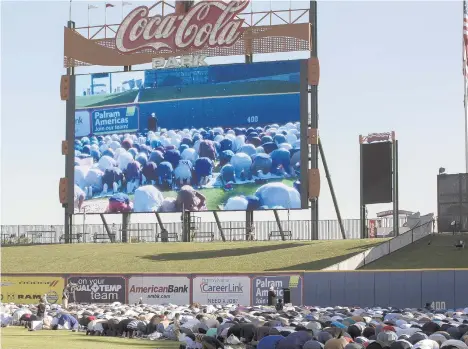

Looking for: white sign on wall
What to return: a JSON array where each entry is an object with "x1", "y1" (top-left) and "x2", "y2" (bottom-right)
[
  {"x1": 192, "y1": 276, "x2": 250, "y2": 306},
  {"x1": 75, "y1": 110, "x2": 91, "y2": 137},
  {"x1": 128, "y1": 276, "x2": 190, "y2": 305},
  {"x1": 152, "y1": 55, "x2": 208, "y2": 69}
]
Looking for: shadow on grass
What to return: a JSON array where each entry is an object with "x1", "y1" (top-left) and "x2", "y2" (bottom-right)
[
  {"x1": 1, "y1": 331, "x2": 177, "y2": 348},
  {"x1": 266, "y1": 251, "x2": 364, "y2": 271},
  {"x1": 345, "y1": 243, "x2": 384, "y2": 251},
  {"x1": 0, "y1": 243, "x2": 57, "y2": 248},
  {"x1": 73, "y1": 337, "x2": 169, "y2": 348},
  {"x1": 140, "y1": 242, "x2": 309, "y2": 262}
]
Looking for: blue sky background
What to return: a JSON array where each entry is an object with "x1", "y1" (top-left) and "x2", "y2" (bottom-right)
[{"x1": 1, "y1": 1, "x2": 465, "y2": 225}]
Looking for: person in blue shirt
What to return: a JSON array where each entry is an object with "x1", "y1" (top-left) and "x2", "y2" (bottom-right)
[{"x1": 53, "y1": 313, "x2": 79, "y2": 332}]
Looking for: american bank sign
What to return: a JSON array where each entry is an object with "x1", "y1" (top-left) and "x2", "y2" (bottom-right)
[
  {"x1": 128, "y1": 276, "x2": 190, "y2": 305},
  {"x1": 115, "y1": 0, "x2": 249, "y2": 53}
]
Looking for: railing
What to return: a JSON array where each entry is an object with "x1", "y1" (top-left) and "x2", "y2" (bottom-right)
[
  {"x1": 323, "y1": 217, "x2": 435, "y2": 271},
  {"x1": 0, "y1": 217, "x2": 407, "y2": 245},
  {"x1": 76, "y1": 4, "x2": 311, "y2": 40}
]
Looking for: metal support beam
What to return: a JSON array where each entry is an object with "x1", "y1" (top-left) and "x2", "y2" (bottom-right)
[
  {"x1": 100, "y1": 214, "x2": 114, "y2": 242},
  {"x1": 64, "y1": 21, "x2": 76, "y2": 244},
  {"x1": 154, "y1": 212, "x2": 168, "y2": 241},
  {"x1": 122, "y1": 213, "x2": 131, "y2": 243},
  {"x1": 273, "y1": 210, "x2": 286, "y2": 241},
  {"x1": 392, "y1": 140, "x2": 399, "y2": 236},
  {"x1": 65, "y1": 215, "x2": 73, "y2": 244},
  {"x1": 183, "y1": 211, "x2": 191, "y2": 242},
  {"x1": 124, "y1": 65, "x2": 132, "y2": 72},
  {"x1": 154, "y1": 212, "x2": 165, "y2": 231},
  {"x1": 359, "y1": 143, "x2": 367, "y2": 239},
  {"x1": 309, "y1": 1, "x2": 319, "y2": 240},
  {"x1": 64, "y1": 214, "x2": 70, "y2": 244},
  {"x1": 66, "y1": 22, "x2": 75, "y2": 76},
  {"x1": 213, "y1": 212, "x2": 226, "y2": 242},
  {"x1": 360, "y1": 205, "x2": 367, "y2": 239},
  {"x1": 246, "y1": 211, "x2": 254, "y2": 240},
  {"x1": 319, "y1": 139, "x2": 346, "y2": 239}
]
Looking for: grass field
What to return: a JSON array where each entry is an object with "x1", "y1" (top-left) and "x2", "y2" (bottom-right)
[
  {"x1": 76, "y1": 90, "x2": 139, "y2": 109},
  {"x1": 0, "y1": 327, "x2": 179, "y2": 349},
  {"x1": 361, "y1": 233, "x2": 468, "y2": 270},
  {"x1": 1, "y1": 240, "x2": 385, "y2": 274}
]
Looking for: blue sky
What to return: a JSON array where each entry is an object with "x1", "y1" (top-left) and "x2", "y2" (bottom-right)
[{"x1": 1, "y1": 1, "x2": 465, "y2": 225}]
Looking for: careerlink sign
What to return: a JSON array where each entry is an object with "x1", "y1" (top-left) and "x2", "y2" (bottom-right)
[
  {"x1": 252, "y1": 275, "x2": 302, "y2": 306},
  {"x1": 89, "y1": 105, "x2": 139, "y2": 135},
  {"x1": 192, "y1": 276, "x2": 250, "y2": 306},
  {"x1": 68, "y1": 276, "x2": 126, "y2": 303}
]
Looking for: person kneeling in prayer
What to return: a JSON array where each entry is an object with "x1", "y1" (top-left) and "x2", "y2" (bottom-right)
[{"x1": 107, "y1": 193, "x2": 133, "y2": 213}]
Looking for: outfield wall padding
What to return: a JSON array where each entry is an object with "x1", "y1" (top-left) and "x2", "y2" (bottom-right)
[{"x1": 2, "y1": 270, "x2": 467, "y2": 309}]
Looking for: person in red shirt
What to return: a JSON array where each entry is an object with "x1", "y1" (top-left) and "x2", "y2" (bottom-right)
[{"x1": 107, "y1": 193, "x2": 133, "y2": 213}]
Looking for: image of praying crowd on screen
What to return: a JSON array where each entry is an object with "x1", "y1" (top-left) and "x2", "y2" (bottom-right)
[{"x1": 74, "y1": 122, "x2": 302, "y2": 214}]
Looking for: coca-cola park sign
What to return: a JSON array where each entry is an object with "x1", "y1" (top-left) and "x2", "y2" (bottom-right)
[{"x1": 115, "y1": 0, "x2": 250, "y2": 54}]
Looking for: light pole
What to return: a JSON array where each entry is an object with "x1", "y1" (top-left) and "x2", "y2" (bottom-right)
[{"x1": 82, "y1": 207, "x2": 87, "y2": 243}]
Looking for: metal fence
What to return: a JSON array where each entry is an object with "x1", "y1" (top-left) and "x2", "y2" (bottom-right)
[{"x1": 0, "y1": 217, "x2": 406, "y2": 245}]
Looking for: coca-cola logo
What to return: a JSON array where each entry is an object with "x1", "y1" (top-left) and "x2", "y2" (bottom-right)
[{"x1": 115, "y1": 0, "x2": 249, "y2": 54}]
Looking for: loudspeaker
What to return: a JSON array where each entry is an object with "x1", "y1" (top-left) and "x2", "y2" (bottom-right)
[
  {"x1": 361, "y1": 142, "x2": 392, "y2": 205},
  {"x1": 59, "y1": 178, "x2": 68, "y2": 204},
  {"x1": 61, "y1": 141, "x2": 69, "y2": 155},
  {"x1": 308, "y1": 128, "x2": 318, "y2": 145},
  {"x1": 283, "y1": 288, "x2": 291, "y2": 304},
  {"x1": 308, "y1": 168, "x2": 320, "y2": 199},
  {"x1": 60, "y1": 76, "x2": 70, "y2": 101},
  {"x1": 308, "y1": 57, "x2": 320, "y2": 86}
]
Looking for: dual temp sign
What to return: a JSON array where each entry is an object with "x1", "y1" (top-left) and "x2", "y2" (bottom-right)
[
  {"x1": 67, "y1": 276, "x2": 126, "y2": 303},
  {"x1": 75, "y1": 105, "x2": 139, "y2": 136}
]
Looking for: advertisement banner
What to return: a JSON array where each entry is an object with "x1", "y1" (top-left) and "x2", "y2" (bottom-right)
[
  {"x1": 89, "y1": 105, "x2": 139, "y2": 135},
  {"x1": 1, "y1": 276, "x2": 64, "y2": 304},
  {"x1": 75, "y1": 110, "x2": 91, "y2": 137},
  {"x1": 128, "y1": 276, "x2": 190, "y2": 305},
  {"x1": 67, "y1": 276, "x2": 126, "y2": 303},
  {"x1": 192, "y1": 276, "x2": 250, "y2": 306},
  {"x1": 252, "y1": 275, "x2": 302, "y2": 306}
]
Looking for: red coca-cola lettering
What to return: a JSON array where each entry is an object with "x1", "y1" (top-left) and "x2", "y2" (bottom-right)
[{"x1": 115, "y1": 0, "x2": 249, "y2": 54}]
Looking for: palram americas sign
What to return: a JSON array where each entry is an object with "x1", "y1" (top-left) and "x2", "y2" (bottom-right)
[{"x1": 115, "y1": 0, "x2": 250, "y2": 54}]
